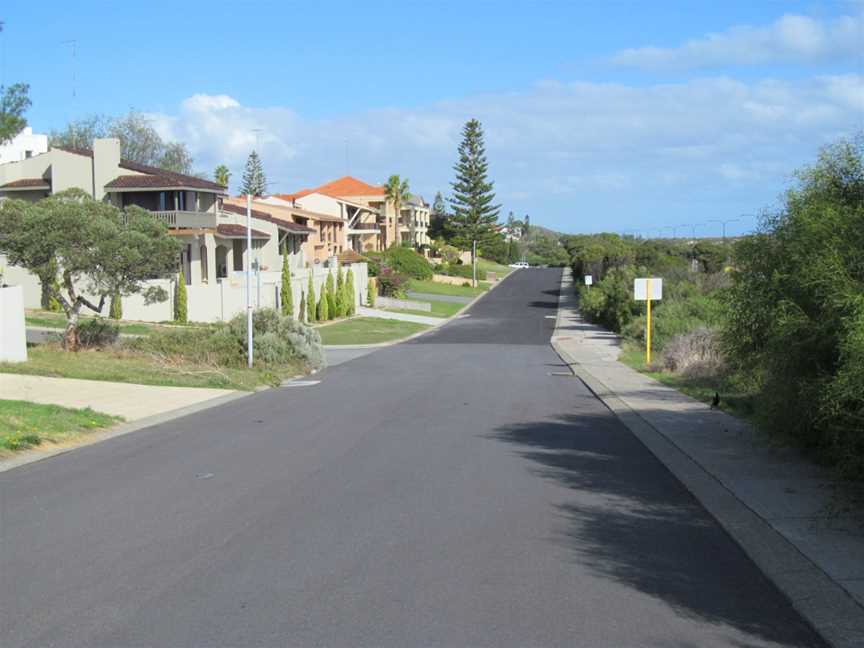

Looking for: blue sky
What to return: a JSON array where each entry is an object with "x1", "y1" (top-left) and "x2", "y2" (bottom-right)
[{"x1": 4, "y1": 1, "x2": 863, "y2": 235}]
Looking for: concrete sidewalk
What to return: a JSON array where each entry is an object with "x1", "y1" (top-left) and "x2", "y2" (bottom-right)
[
  {"x1": 552, "y1": 267, "x2": 864, "y2": 647},
  {"x1": 0, "y1": 373, "x2": 237, "y2": 421},
  {"x1": 356, "y1": 306, "x2": 441, "y2": 326}
]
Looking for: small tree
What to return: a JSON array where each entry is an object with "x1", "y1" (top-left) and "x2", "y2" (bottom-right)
[
  {"x1": 368, "y1": 278, "x2": 376, "y2": 307},
  {"x1": 307, "y1": 274, "x2": 317, "y2": 322},
  {"x1": 299, "y1": 291, "x2": 306, "y2": 323},
  {"x1": 384, "y1": 175, "x2": 411, "y2": 247},
  {"x1": 109, "y1": 291, "x2": 122, "y2": 320},
  {"x1": 241, "y1": 150, "x2": 267, "y2": 197},
  {"x1": 325, "y1": 272, "x2": 336, "y2": 316},
  {"x1": 175, "y1": 271, "x2": 188, "y2": 323},
  {"x1": 0, "y1": 83, "x2": 31, "y2": 144},
  {"x1": 280, "y1": 246, "x2": 293, "y2": 317},
  {"x1": 214, "y1": 164, "x2": 231, "y2": 188},
  {"x1": 0, "y1": 190, "x2": 180, "y2": 349},
  {"x1": 449, "y1": 119, "x2": 501, "y2": 286}
]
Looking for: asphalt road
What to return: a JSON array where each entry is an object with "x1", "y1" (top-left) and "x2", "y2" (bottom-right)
[{"x1": 0, "y1": 269, "x2": 824, "y2": 647}]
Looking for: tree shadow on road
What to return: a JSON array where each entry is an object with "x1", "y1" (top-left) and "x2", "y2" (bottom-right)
[{"x1": 488, "y1": 413, "x2": 826, "y2": 647}]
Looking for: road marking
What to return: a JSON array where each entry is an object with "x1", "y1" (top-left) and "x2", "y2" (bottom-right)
[
  {"x1": 282, "y1": 380, "x2": 321, "y2": 387},
  {"x1": 195, "y1": 473, "x2": 214, "y2": 480},
  {"x1": 545, "y1": 315, "x2": 557, "y2": 319}
]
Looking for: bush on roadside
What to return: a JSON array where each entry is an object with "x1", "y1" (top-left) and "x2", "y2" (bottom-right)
[
  {"x1": 662, "y1": 327, "x2": 724, "y2": 377},
  {"x1": 440, "y1": 263, "x2": 487, "y2": 281},
  {"x1": 77, "y1": 318, "x2": 120, "y2": 349},
  {"x1": 377, "y1": 267, "x2": 408, "y2": 297},
  {"x1": 383, "y1": 247, "x2": 433, "y2": 280}
]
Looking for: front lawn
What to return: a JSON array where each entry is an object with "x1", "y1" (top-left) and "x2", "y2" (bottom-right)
[
  {"x1": 27, "y1": 310, "x2": 170, "y2": 336},
  {"x1": 408, "y1": 279, "x2": 489, "y2": 298},
  {"x1": 383, "y1": 300, "x2": 464, "y2": 319},
  {"x1": 318, "y1": 317, "x2": 429, "y2": 345},
  {"x1": 476, "y1": 258, "x2": 512, "y2": 277},
  {"x1": 0, "y1": 399, "x2": 121, "y2": 453},
  {"x1": 0, "y1": 345, "x2": 300, "y2": 391}
]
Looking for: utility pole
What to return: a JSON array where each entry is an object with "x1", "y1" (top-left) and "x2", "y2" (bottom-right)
[
  {"x1": 472, "y1": 239, "x2": 477, "y2": 288},
  {"x1": 246, "y1": 192, "x2": 253, "y2": 368}
]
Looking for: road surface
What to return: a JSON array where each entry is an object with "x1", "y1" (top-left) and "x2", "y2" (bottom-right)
[{"x1": 0, "y1": 269, "x2": 824, "y2": 647}]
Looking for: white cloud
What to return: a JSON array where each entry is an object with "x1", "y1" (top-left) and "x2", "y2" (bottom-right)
[
  {"x1": 148, "y1": 73, "x2": 862, "y2": 231},
  {"x1": 611, "y1": 12, "x2": 864, "y2": 69}
]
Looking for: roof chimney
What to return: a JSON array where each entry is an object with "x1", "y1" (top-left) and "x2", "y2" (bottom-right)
[{"x1": 92, "y1": 138, "x2": 121, "y2": 201}]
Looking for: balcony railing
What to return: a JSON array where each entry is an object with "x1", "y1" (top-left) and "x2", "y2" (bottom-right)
[{"x1": 151, "y1": 210, "x2": 218, "y2": 229}]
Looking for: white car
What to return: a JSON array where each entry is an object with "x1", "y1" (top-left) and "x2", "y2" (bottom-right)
[{"x1": 509, "y1": 261, "x2": 530, "y2": 268}]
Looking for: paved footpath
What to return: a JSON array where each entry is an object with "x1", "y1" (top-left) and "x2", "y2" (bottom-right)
[
  {"x1": 552, "y1": 267, "x2": 864, "y2": 647},
  {"x1": 0, "y1": 373, "x2": 236, "y2": 421},
  {"x1": 356, "y1": 305, "x2": 442, "y2": 325}
]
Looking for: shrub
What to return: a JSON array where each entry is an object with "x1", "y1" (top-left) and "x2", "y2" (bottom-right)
[
  {"x1": 325, "y1": 273, "x2": 336, "y2": 317},
  {"x1": 443, "y1": 263, "x2": 486, "y2": 281},
  {"x1": 131, "y1": 308, "x2": 324, "y2": 371},
  {"x1": 662, "y1": 327, "x2": 724, "y2": 377},
  {"x1": 368, "y1": 278, "x2": 376, "y2": 307},
  {"x1": 377, "y1": 267, "x2": 408, "y2": 297},
  {"x1": 317, "y1": 290, "x2": 329, "y2": 321},
  {"x1": 280, "y1": 251, "x2": 293, "y2": 317},
  {"x1": 384, "y1": 247, "x2": 433, "y2": 280},
  {"x1": 306, "y1": 275, "x2": 316, "y2": 323},
  {"x1": 77, "y1": 318, "x2": 120, "y2": 349}
]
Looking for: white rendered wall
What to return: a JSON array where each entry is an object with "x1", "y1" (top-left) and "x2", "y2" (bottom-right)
[
  {"x1": 0, "y1": 286, "x2": 28, "y2": 362},
  {"x1": 0, "y1": 128, "x2": 49, "y2": 165}
]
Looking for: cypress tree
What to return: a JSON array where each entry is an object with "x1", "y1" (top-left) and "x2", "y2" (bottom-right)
[
  {"x1": 280, "y1": 246, "x2": 293, "y2": 317},
  {"x1": 317, "y1": 290, "x2": 329, "y2": 321},
  {"x1": 346, "y1": 268, "x2": 355, "y2": 316},
  {"x1": 367, "y1": 278, "x2": 376, "y2": 307},
  {"x1": 335, "y1": 267, "x2": 345, "y2": 318},
  {"x1": 448, "y1": 119, "x2": 500, "y2": 284},
  {"x1": 240, "y1": 150, "x2": 266, "y2": 197},
  {"x1": 299, "y1": 291, "x2": 306, "y2": 323},
  {"x1": 175, "y1": 271, "x2": 188, "y2": 323},
  {"x1": 307, "y1": 274, "x2": 317, "y2": 323},
  {"x1": 325, "y1": 272, "x2": 336, "y2": 316}
]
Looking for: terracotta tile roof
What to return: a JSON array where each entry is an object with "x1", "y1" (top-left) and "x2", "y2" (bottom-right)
[
  {"x1": 0, "y1": 178, "x2": 51, "y2": 189},
  {"x1": 276, "y1": 175, "x2": 386, "y2": 202},
  {"x1": 221, "y1": 202, "x2": 316, "y2": 235},
  {"x1": 216, "y1": 224, "x2": 270, "y2": 239}
]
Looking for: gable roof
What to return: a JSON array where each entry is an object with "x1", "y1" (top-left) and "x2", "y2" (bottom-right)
[
  {"x1": 54, "y1": 145, "x2": 226, "y2": 193},
  {"x1": 277, "y1": 175, "x2": 386, "y2": 202},
  {"x1": 0, "y1": 178, "x2": 51, "y2": 190}
]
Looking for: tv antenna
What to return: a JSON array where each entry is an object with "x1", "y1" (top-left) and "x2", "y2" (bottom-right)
[{"x1": 61, "y1": 39, "x2": 77, "y2": 99}]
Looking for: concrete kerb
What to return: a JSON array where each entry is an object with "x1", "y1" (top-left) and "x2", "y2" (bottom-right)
[
  {"x1": 0, "y1": 390, "x2": 251, "y2": 475},
  {"x1": 550, "y1": 267, "x2": 864, "y2": 648}
]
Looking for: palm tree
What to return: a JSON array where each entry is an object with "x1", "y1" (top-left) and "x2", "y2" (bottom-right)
[
  {"x1": 214, "y1": 164, "x2": 231, "y2": 187},
  {"x1": 384, "y1": 175, "x2": 411, "y2": 248}
]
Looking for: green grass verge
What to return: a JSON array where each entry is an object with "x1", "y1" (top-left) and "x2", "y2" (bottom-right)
[
  {"x1": 407, "y1": 279, "x2": 489, "y2": 297},
  {"x1": 383, "y1": 300, "x2": 464, "y2": 319},
  {"x1": 476, "y1": 258, "x2": 512, "y2": 276},
  {"x1": 318, "y1": 317, "x2": 430, "y2": 345},
  {"x1": 0, "y1": 399, "x2": 121, "y2": 453},
  {"x1": 27, "y1": 311, "x2": 175, "y2": 336},
  {"x1": 618, "y1": 344, "x2": 757, "y2": 421},
  {"x1": 0, "y1": 345, "x2": 297, "y2": 391}
]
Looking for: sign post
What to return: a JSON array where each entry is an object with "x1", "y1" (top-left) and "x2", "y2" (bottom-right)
[
  {"x1": 634, "y1": 278, "x2": 662, "y2": 365},
  {"x1": 584, "y1": 275, "x2": 593, "y2": 286}
]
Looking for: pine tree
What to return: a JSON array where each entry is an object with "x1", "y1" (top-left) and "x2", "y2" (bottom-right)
[
  {"x1": 280, "y1": 245, "x2": 293, "y2": 317},
  {"x1": 448, "y1": 119, "x2": 500, "y2": 284},
  {"x1": 307, "y1": 274, "x2": 317, "y2": 322},
  {"x1": 325, "y1": 272, "x2": 336, "y2": 316},
  {"x1": 240, "y1": 150, "x2": 266, "y2": 197},
  {"x1": 299, "y1": 291, "x2": 306, "y2": 323},
  {"x1": 175, "y1": 271, "x2": 188, "y2": 323},
  {"x1": 345, "y1": 268, "x2": 356, "y2": 316},
  {"x1": 429, "y1": 191, "x2": 448, "y2": 240}
]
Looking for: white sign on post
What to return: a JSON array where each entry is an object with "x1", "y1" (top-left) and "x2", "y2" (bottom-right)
[
  {"x1": 634, "y1": 277, "x2": 663, "y2": 301},
  {"x1": 584, "y1": 275, "x2": 593, "y2": 286}
]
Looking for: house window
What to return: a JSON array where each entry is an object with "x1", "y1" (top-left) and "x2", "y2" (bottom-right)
[
  {"x1": 233, "y1": 239, "x2": 244, "y2": 272},
  {"x1": 24, "y1": 150, "x2": 33, "y2": 159}
]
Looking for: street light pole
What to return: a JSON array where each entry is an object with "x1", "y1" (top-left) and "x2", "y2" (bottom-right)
[{"x1": 246, "y1": 192, "x2": 253, "y2": 369}]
